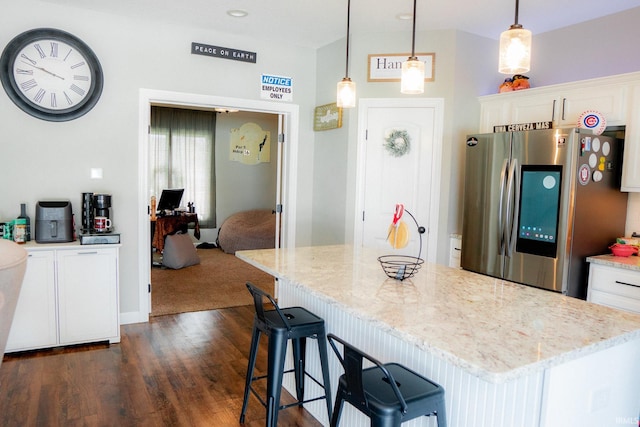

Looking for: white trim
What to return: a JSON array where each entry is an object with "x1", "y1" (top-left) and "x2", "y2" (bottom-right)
[
  {"x1": 134, "y1": 89, "x2": 299, "y2": 323},
  {"x1": 354, "y1": 98, "x2": 444, "y2": 264}
]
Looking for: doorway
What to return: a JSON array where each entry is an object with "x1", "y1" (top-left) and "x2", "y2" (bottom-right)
[
  {"x1": 354, "y1": 98, "x2": 444, "y2": 263},
  {"x1": 137, "y1": 89, "x2": 300, "y2": 320}
]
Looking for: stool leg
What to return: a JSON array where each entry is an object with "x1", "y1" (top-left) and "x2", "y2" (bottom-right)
[
  {"x1": 240, "y1": 326, "x2": 261, "y2": 423},
  {"x1": 371, "y1": 413, "x2": 402, "y2": 427},
  {"x1": 329, "y1": 389, "x2": 345, "y2": 427},
  {"x1": 317, "y1": 331, "x2": 333, "y2": 421},
  {"x1": 266, "y1": 331, "x2": 288, "y2": 427},
  {"x1": 292, "y1": 337, "x2": 306, "y2": 402},
  {"x1": 435, "y1": 399, "x2": 447, "y2": 427}
]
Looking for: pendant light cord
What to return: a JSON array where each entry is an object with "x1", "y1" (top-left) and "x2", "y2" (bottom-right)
[
  {"x1": 410, "y1": 0, "x2": 417, "y2": 58},
  {"x1": 344, "y1": 0, "x2": 351, "y2": 78},
  {"x1": 514, "y1": 0, "x2": 520, "y2": 26}
]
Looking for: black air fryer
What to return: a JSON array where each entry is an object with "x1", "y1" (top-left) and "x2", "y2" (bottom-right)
[{"x1": 35, "y1": 201, "x2": 74, "y2": 243}]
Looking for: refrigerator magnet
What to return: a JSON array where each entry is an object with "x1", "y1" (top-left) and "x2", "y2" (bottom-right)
[
  {"x1": 578, "y1": 110, "x2": 607, "y2": 135},
  {"x1": 578, "y1": 164, "x2": 591, "y2": 185}
]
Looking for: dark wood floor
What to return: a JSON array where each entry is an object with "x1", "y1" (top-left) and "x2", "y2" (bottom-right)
[{"x1": 0, "y1": 306, "x2": 322, "y2": 427}]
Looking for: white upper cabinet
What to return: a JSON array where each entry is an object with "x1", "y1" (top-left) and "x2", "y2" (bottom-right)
[
  {"x1": 621, "y1": 83, "x2": 640, "y2": 191},
  {"x1": 479, "y1": 72, "x2": 640, "y2": 191}
]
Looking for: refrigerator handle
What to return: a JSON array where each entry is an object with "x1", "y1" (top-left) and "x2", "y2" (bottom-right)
[
  {"x1": 505, "y1": 158, "x2": 520, "y2": 256},
  {"x1": 498, "y1": 159, "x2": 509, "y2": 255}
]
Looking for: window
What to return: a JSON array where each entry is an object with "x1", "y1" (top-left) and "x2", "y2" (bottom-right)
[{"x1": 149, "y1": 106, "x2": 216, "y2": 228}]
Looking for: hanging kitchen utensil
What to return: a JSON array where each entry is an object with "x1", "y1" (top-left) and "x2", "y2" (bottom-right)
[
  {"x1": 379, "y1": 205, "x2": 426, "y2": 281},
  {"x1": 386, "y1": 204, "x2": 409, "y2": 249}
]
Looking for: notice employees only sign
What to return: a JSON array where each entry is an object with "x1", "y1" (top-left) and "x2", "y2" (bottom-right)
[{"x1": 261, "y1": 74, "x2": 293, "y2": 101}]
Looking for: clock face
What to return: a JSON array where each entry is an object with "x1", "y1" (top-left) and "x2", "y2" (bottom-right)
[{"x1": 0, "y1": 28, "x2": 103, "y2": 121}]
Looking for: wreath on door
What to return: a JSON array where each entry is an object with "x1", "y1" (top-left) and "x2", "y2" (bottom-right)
[{"x1": 384, "y1": 129, "x2": 411, "y2": 157}]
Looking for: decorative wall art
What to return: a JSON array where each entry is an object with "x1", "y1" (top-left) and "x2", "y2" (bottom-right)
[
  {"x1": 313, "y1": 103, "x2": 342, "y2": 131},
  {"x1": 230, "y1": 122, "x2": 271, "y2": 165},
  {"x1": 384, "y1": 129, "x2": 412, "y2": 157},
  {"x1": 368, "y1": 53, "x2": 435, "y2": 82}
]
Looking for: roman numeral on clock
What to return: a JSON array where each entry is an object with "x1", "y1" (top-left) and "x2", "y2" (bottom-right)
[
  {"x1": 50, "y1": 42, "x2": 58, "y2": 58},
  {"x1": 34, "y1": 88, "x2": 46, "y2": 103},
  {"x1": 20, "y1": 79, "x2": 38, "y2": 91},
  {"x1": 34, "y1": 44, "x2": 46, "y2": 59},
  {"x1": 70, "y1": 84, "x2": 85, "y2": 96}
]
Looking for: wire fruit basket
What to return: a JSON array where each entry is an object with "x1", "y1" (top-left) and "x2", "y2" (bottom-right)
[
  {"x1": 378, "y1": 254, "x2": 424, "y2": 280},
  {"x1": 377, "y1": 208, "x2": 426, "y2": 281}
]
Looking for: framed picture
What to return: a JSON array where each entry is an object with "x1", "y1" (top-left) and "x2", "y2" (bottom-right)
[
  {"x1": 368, "y1": 53, "x2": 435, "y2": 82},
  {"x1": 313, "y1": 103, "x2": 342, "y2": 131}
]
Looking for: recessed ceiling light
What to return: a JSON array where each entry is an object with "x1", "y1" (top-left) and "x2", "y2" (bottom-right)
[
  {"x1": 227, "y1": 9, "x2": 248, "y2": 18},
  {"x1": 396, "y1": 13, "x2": 413, "y2": 20}
]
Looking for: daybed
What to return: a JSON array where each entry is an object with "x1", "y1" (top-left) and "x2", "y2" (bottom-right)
[{"x1": 217, "y1": 209, "x2": 276, "y2": 254}]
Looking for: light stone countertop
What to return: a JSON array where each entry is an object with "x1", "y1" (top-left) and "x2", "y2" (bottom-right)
[
  {"x1": 237, "y1": 245, "x2": 640, "y2": 383},
  {"x1": 587, "y1": 254, "x2": 640, "y2": 272}
]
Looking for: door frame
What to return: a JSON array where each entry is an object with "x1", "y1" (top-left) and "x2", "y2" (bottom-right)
[
  {"x1": 354, "y1": 98, "x2": 444, "y2": 263},
  {"x1": 137, "y1": 89, "x2": 299, "y2": 320}
]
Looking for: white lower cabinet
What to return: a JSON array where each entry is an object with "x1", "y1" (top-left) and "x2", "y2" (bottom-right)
[
  {"x1": 449, "y1": 236, "x2": 462, "y2": 268},
  {"x1": 5, "y1": 250, "x2": 57, "y2": 351},
  {"x1": 5, "y1": 244, "x2": 120, "y2": 353},
  {"x1": 587, "y1": 263, "x2": 640, "y2": 314}
]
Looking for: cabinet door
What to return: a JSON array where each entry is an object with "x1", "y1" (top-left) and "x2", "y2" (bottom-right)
[
  {"x1": 5, "y1": 250, "x2": 57, "y2": 352},
  {"x1": 560, "y1": 84, "x2": 628, "y2": 126},
  {"x1": 479, "y1": 99, "x2": 511, "y2": 133},
  {"x1": 621, "y1": 84, "x2": 640, "y2": 191},
  {"x1": 449, "y1": 236, "x2": 462, "y2": 268},
  {"x1": 57, "y1": 248, "x2": 119, "y2": 345},
  {"x1": 511, "y1": 93, "x2": 557, "y2": 125}
]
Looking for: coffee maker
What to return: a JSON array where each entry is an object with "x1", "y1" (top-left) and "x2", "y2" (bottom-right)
[
  {"x1": 81, "y1": 193, "x2": 113, "y2": 233},
  {"x1": 93, "y1": 194, "x2": 112, "y2": 232},
  {"x1": 79, "y1": 193, "x2": 120, "y2": 245}
]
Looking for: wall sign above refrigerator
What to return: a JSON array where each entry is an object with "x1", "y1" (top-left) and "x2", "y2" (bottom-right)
[{"x1": 493, "y1": 121, "x2": 552, "y2": 133}]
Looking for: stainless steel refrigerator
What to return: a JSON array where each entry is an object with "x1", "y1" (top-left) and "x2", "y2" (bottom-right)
[{"x1": 461, "y1": 128, "x2": 628, "y2": 299}]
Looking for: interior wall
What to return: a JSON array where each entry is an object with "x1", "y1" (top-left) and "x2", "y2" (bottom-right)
[
  {"x1": 1, "y1": 0, "x2": 318, "y2": 320},
  {"x1": 312, "y1": 29, "x2": 496, "y2": 264},
  {"x1": 212, "y1": 111, "x2": 279, "y2": 242},
  {"x1": 529, "y1": 7, "x2": 640, "y2": 89}
]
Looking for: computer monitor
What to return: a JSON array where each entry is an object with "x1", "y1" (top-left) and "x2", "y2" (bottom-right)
[{"x1": 157, "y1": 189, "x2": 184, "y2": 212}]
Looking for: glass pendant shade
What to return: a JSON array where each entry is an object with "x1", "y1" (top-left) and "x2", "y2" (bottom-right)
[
  {"x1": 337, "y1": 77, "x2": 356, "y2": 108},
  {"x1": 401, "y1": 57, "x2": 425, "y2": 94},
  {"x1": 498, "y1": 25, "x2": 532, "y2": 74}
]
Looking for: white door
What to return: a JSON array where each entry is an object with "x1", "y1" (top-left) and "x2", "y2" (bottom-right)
[{"x1": 355, "y1": 99, "x2": 443, "y2": 263}]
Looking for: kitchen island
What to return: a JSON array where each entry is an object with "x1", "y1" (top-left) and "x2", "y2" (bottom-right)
[{"x1": 237, "y1": 245, "x2": 640, "y2": 427}]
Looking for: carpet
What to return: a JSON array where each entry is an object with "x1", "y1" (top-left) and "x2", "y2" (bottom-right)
[{"x1": 151, "y1": 246, "x2": 274, "y2": 316}]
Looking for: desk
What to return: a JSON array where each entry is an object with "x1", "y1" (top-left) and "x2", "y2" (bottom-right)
[{"x1": 151, "y1": 213, "x2": 200, "y2": 252}]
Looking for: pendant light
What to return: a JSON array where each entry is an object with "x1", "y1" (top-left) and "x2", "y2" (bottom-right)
[
  {"x1": 400, "y1": 0, "x2": 424, "y2": 94},
  {"x1": 498, "y1": 0, "x2": 532, "y2": 74},
  {"x1": 337, "y1": 0, "x2": 356, "y2": 108}
]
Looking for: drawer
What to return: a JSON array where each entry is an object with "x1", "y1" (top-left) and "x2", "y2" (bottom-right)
[
  {"x1": 589, "y1": 264, "x2": 640, "y2": 300},
  {"x1": 588, "y1": 289, "x2": 640, "y2": 315}
]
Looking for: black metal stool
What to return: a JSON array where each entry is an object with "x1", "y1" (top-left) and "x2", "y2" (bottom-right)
[
  {"x1": 240, "y1": 282, "x2": 333, "y2": 426},
  {"x1": 327, "y1": 333, "x2": 446, "y2": 427}
]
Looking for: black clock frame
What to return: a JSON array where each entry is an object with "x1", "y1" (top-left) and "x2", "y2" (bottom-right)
[{"x1": 0, "y1": 28, "x2": 104, "y2": 122}]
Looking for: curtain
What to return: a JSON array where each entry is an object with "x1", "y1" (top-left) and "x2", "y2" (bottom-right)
[{"x1": 149, "y1": 106, "x2": 216, "y2": 228}]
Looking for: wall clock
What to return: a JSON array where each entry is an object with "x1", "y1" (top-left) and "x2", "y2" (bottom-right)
[{"x1": 0, "y1": 28, "x2": 103, "y2": 121}]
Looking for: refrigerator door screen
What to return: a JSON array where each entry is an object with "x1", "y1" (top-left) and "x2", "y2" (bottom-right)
[{"x1": 516, "y1": 165, "x2": 562, "y2": 258}]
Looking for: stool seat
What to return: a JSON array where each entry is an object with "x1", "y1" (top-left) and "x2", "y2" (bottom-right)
[
  {"x1": 240, "y1": 282, "x2": 333, "y2": 427},
  {"x1": 328, "y1": 333, "x2": 446, "y2": 427}
]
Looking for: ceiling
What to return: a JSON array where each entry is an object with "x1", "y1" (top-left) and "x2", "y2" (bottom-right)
[{"x1": 43, "y1": 0, "x2": 640, "y2": 48}]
